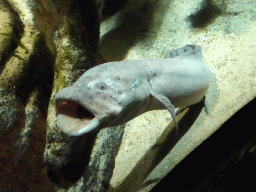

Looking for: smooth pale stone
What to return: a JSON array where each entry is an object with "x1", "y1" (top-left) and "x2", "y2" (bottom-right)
[{"x1": 97, "y1": 0, "x2": 256, "y2": 191}]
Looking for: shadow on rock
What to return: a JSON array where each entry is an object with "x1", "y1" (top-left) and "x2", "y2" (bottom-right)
[
  {"x1": 114, "y1": 99, "x2": 205, "y2": 191},
  {"x1": 45, "y1": 133, "x2": 97, "y2": 188}
]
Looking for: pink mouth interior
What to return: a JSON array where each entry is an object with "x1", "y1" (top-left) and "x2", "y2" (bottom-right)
[{"x1": 56, "y1": 99, "x2": 95, "y2": 134}]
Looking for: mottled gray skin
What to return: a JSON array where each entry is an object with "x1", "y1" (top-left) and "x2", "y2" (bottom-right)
[{"x1": 55, "y1": 45, "x2": 212, "y2": 136}]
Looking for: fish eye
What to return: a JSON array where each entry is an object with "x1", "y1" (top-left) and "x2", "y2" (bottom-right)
[{"x1": 100, "y1": 85, "x2": 105, "y2": 90}]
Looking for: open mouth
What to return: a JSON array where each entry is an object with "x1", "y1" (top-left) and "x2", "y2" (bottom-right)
[{"x1": 56, "y1": 99, "x2": 95, "y2": 135}]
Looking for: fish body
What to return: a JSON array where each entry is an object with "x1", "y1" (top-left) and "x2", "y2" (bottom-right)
[{"x1": 55, "y1": 45, "x2": 212, "y2": 136}]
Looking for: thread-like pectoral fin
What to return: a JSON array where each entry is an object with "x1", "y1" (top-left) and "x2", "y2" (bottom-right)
[
  {"x1": 151, "y1": 92, "x2": 178, "y2": 134},
  {"x1": 203, "y1": 96, "x2": 210, "y2": 114}
]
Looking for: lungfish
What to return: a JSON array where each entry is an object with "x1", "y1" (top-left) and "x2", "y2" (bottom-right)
[{"x1": 55, "y1": 45, "x2": 212, "y2": 136}]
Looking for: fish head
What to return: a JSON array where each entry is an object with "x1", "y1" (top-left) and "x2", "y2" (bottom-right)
[{"x1": 55, "y1": 79, "x2": 123, "y2": 136}]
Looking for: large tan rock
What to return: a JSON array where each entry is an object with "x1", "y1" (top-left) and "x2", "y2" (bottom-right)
[{"x1": 98, "y1": 0, "x2": 256, "y2": 191}]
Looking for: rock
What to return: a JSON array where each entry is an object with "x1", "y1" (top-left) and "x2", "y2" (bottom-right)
[{"x1": 99, "y1": 0, "x2": 256, "y2": 191}]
